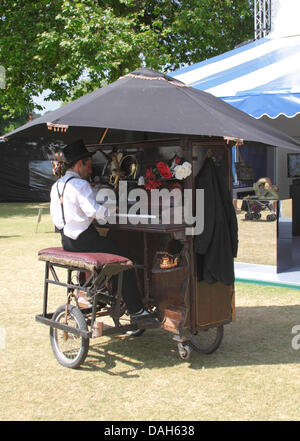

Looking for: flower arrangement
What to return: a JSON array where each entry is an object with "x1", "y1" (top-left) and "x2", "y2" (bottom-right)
[
  {"x1": 52, "y1": 152, "x2": 67, "y2": 178},
  {"x1": 143, "y1": 155, "x2": 192, "y2": 190}
]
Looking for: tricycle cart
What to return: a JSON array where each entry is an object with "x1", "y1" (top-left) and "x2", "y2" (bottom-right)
[
  {"x1": 6, "y1": 67, "x2": 298, "y2": 368},
  {"x1": 36, "y1": 136, "x2": 235, "y2": 368}
]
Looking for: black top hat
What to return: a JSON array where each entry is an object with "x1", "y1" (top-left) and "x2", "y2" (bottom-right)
[{"x1": 62, "y1": 139, "x2": 94, "y2": 165}]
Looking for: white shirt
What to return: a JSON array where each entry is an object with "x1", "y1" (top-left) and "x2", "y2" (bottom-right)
[{"x1": 50, "y1": 171, "x2": 108, "y2": 240}]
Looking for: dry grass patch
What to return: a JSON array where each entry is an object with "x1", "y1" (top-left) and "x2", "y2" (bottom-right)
[
  {"x1": 0, "y1": 203, "x2": 300, "y2": 421},
  {"x1": 235, "y1": 204, "x2": 277, "y2": 265}
]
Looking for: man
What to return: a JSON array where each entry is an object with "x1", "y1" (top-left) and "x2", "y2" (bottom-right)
[{"x1": 50, "y1": 139, "x2": 153, "y2": 322}]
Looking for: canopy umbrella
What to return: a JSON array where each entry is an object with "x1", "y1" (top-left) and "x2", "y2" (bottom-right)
[{"x1": 5, "y1": 68, "x2": 300, "y2": 151}]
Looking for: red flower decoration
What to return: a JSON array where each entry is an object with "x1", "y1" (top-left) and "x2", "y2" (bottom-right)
[
  {"x1": 145, "y1": 168, "x2": 156, "y2": 180},
  {"x1": 145, "y1": 179, "x2": 162, "y2": 190},
  {"x1": 156, "y1": 161, "x2": 172, "y2": 179}
]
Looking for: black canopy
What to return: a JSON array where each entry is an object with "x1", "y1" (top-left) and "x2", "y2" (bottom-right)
[{"x1": 5, "y1": 68, "x2": 300, "y2": 151}]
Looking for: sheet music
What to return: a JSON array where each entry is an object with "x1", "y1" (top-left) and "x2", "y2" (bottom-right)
[{"x1": 115, "y1": 213, "x2": 157, "y2": 219}]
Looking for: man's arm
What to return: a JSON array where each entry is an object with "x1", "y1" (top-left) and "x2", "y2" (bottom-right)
[{"x1": 77, "y1": 181, "x2": 108, "y2": 219}]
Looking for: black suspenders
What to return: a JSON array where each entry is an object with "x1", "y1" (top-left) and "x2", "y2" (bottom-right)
[{"x1": 56, "y1": 176, "x2": 76, "y2": 226}]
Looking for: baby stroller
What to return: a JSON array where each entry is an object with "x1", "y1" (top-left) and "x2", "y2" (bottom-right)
[{"x1": 241, "y1": 179, "x2": 278, "y2": 222}]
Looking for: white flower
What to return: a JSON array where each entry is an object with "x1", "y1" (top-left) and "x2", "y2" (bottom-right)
[
  {"x1": 182, "y1": 161, "x2": 192, "y2": 174},
  {"x1": 173, "y1": 161, "x2": 192, "y2": 180}
]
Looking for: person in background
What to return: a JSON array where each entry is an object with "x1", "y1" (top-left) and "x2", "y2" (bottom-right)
[{"x1": 255, "y1": 177, "x2": 279, "y2": 200}]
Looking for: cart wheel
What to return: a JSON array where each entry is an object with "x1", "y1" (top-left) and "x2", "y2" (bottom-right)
[
  {"x1": 189, "y1": 325, "x2": 224, "y2": 355},
  {"x1": 254, "y1": 212, "x2": 261, "y2": 219},
  {"x1": 178, "y1": 342, "x2": 192, "y2": 360},
  {"x1": 245, "y1": 213, "x2": 253, "y2": 220},
  {"x1": 50, "y1": 304, "x2": 89, "y2": 369},
  {"x1": 267, "y1": 214, "x2": 276, "y2": 222}
]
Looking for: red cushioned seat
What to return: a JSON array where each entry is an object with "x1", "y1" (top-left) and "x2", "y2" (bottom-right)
[{"x1": 38, "y1": 247, "x2": 133, "y2": 272}]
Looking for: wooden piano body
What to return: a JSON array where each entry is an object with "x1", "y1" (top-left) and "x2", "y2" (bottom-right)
[{"x1": 92, "y1": 135, "x2": 236, "y2": 339}]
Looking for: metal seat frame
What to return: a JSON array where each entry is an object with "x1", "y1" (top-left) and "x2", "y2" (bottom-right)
[{"x1": 35, "y1": 258, "x2": 135, "y2": 338}]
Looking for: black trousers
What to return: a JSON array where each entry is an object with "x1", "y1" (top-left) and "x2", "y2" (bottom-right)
[{"x1": 60, "y1": 223, "x2": 143, "y2": 314}]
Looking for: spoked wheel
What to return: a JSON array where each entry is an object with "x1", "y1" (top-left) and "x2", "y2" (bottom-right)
[
  {"x1": 50, "y1": 304, "x2": 89, "y2": 369},
  {"x1": 188, "y1": 325, "x2": 224, "y2": 354}
]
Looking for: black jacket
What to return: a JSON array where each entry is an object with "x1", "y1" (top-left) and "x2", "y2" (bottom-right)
[{"x1": 194, "y1": 157, "x2": 238, "y2": 285}]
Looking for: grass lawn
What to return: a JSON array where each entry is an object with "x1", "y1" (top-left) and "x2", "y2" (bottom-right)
[
  {"x1": 235, "y1": 199, "x2": 292, "y2": 266},
  {"x1": 0, "y1": 202, "x2": 300, "y2": 421}
]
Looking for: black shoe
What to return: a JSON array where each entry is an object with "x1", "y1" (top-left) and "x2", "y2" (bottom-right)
[{"x1": 130, "y1": 308, "x2": 157, "y2": 323}]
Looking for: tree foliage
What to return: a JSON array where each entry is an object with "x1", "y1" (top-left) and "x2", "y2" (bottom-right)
[
  {"x1": 0, "y1": 109, "x2": 35, "y2": 135},
  {"x1": 0, "y1": 0, "x2": 254, "y2": 118}
]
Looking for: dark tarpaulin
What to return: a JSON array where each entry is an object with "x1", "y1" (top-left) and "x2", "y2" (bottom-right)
[
  {"x1": 4, "y1": 68, "x2": 300, "y2": 152},
  {"x1": 0, "y1": 137, "x2": 63, "y2": 202},
  {"x1": 29, "y1": 160, "x2": 56, "y2": 193}
]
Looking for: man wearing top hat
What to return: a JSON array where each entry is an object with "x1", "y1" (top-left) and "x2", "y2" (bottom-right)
[{"x1": 50, "y1": 139, "x2": 153, "y2": 321}]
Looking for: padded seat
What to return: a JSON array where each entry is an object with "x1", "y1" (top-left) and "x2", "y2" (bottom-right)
[{"x1": 38, "y1": 247, "x2": 133, "y2": 272}]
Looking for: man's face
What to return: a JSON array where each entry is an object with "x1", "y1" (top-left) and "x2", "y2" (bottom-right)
[{"x1": 78, "y1": 157, "x2": 93, "y2": 180}]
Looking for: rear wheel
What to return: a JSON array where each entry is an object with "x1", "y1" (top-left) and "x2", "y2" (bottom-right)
[
  {"x1": 188, "y1": 325, "x2": 224, "y2": 354},
  {"x1": 245, "y1": 213, "x2": 253, "y2": 220},
  {"x1": 50, "y1": 304, "x2": 89, "y2": 369}
]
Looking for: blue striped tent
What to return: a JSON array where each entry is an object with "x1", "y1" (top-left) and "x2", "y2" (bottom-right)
[
  {"x1": 171, "y1": 35, "x2": 300, "y2": 120},
  {"x1": 172, "y1": 35, "x2": 300, "y2": 189}
]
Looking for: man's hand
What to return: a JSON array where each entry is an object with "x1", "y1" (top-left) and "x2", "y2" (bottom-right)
[{"x1": 107, "y1": 205, "x2": 118, "y2": 216}]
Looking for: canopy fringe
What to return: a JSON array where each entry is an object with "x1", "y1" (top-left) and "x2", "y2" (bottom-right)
[
  {"x1": 119, "y1": 73, "x2": 190, "y2": 88},
  {"x1": 47, "y1": 122, "x2": 69, "y2": 132}
]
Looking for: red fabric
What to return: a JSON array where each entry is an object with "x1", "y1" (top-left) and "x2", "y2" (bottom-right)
[{"x1": 38, "y1": 247, "x2": 130, "y2": 269}]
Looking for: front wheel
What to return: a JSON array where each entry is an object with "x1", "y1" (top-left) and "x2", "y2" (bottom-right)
[
  {"x1": 50, "y1": 304, "x2": 89, "y2": 369},
  {"x1": 188, "y1": 325, "x2": 224, "y2": 354},
  {"x1": 178, "y1": 342, "x2": 192, "y2": 360}
]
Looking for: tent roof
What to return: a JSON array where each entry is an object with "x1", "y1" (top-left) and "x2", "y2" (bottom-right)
[
  {"x1": 172, "y1": 35, "x2": 300, "y2": 119},
  {"x1": 5, "y1": 67, "x2": 300, "y2": 151}
]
